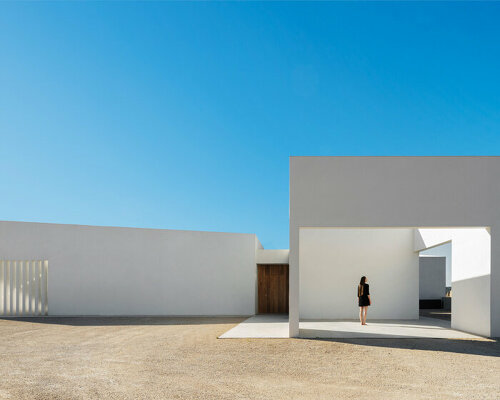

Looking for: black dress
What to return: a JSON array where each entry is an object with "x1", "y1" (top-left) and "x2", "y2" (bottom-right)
[{"x1": 358, "y1": 283, "x2": 370, "y2": 307}]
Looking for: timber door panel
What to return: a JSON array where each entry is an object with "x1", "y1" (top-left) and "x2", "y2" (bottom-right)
[{"x1": 257, "y1": 264, "x2": 289, "y2": 313}]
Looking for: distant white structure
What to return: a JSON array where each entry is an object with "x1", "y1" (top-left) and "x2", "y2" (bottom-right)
[
  {"x1": 419, "y1": 256, "x2": 446, "y2": 300},
  {"x1": 420, "y1": 242, "x2": 451, "y2": 287}
]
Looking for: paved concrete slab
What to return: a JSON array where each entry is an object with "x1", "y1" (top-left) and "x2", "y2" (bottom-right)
[
  {"x1": 300, "y1": 317, "x2": 483, "y2": 339},
  {"x1": 219, "y1": 314, "x2": 289, "y2": 338},
  {"x1": 219, "y1": 315, "x2": 485, "y2": 340}
]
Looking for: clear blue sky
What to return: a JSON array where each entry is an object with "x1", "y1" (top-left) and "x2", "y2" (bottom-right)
[{"x1": 1, "y1": 2, "x2": 499, "y2": 249}]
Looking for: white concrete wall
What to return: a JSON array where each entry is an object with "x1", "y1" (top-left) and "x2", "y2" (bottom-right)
[
  {"x1": 419, "y1": 257, "x2": 446, "y2": 299},
  {"x1": 256, "y1": 249, "x2": 289, "y2": 264},
  {"x1": 416, "y1": 228, "x2": 491, "y2": 337},
  {"x1": 0, "y1": 221, "x2": 259, "y2": 316},
  {"x1": 300, "y1": 228, "x2": 418, "y2": 320},
  {"x1": 420, "y1": 242, "x2": 451, "y2": 287},
  {"x1": 290, "y1": 157, "x2": 500, "y2": 337}
]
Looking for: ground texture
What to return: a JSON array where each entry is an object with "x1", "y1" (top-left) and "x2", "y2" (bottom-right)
[{"x1": 0, "y1": 317, "x2": 498, "y2": 400}]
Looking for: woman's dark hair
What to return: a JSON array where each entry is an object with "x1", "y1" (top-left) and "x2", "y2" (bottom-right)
[{"x1": 358, "y1": 276, "x2": 366, "y2": 297}]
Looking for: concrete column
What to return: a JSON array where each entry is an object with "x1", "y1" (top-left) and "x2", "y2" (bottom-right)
[
  {"x1": 491, "y1": 227, "x2": 500, "y2": 338},
  {"x1": 289, "y1": 227, "x2": 299, "y2": 337}
]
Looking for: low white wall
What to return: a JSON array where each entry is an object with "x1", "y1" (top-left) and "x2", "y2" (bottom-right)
[
  {"x1": 299, "y1": 228, "x2": 419, "y2": 320},
  {"x1": 419, "y1": 257, "x2": 446, "y2": 299},
  {"x1": 0, "y1": 221, "x2": 259, "y2": 316}
]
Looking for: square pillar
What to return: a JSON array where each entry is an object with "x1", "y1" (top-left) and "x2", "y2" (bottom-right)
[
  {"x1": 289, "y1": 227, "x2": 299, "y2": 337},
  {"x1": 491, "y1": 227, "x2": 500, "y2": 337}
]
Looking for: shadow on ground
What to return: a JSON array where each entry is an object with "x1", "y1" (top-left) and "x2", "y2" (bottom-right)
[
  {"x1": 300, "y1": 336, "x2": 500, "y2": 357},
  {"x1": 0, "y1": 316, "x2": 246, "y2": 326}
]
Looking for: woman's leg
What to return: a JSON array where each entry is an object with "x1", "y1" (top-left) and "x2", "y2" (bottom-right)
[
  {"x1": 359, "y1": 307, "x2": 363, "y2": 324},
  {"x1": 363, "y1": 306, "x2": 368, "y2": 325}
]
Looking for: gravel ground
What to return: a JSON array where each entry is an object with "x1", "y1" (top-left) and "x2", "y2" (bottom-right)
[{"x1": 0, "y1": 317, "x2": 498, "y2": 400}]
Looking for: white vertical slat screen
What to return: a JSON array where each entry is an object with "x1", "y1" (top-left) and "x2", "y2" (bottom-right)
[
  {"x1": 18, "y1": 261, "x2": 23, "y2": 315},
  {"x1": 31, "y1": 260, "x2": 36, "y2": 314},
  {"x1": 0, "y1": 260, "x2": 48, "y2": 316},
  {"x1": 6, "y1": 261, "x2": 10, "y2": 315},
  {"x1": 37, "y1": 260, "x2": 42, "y2": 315},
  {"x1": 44, "y1": 260, "x2": 48, "y2": 315},
  {"x1": 0, "y1": 261, "x2": 4, "y2": 315},
  {"x1": 12, "y1": 261, "x2": 16, "y2": 315}
]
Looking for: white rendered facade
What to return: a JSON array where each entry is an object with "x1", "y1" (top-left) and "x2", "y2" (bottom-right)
[
  {"x1": 290, "y1": 156, "x2": 500, "y2": 338},
  {"x1": 0, "y1": 221, "x2": 261, "y2": 316},
  {"x1": 300, "y1": 228, "x2": 418, "y2": 320}
]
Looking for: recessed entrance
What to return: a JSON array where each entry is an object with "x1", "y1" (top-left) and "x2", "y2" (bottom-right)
[
  {"x1": 257, "y1": 264, "x2": 289, "y2": 313},
  {"x1": 296, "y1": 226, "x2": 491, "y2": 337}
]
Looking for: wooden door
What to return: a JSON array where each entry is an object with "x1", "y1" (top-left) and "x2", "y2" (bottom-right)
[{"x1": 257, "y1": 264, "x2": 289, "y2": 313}]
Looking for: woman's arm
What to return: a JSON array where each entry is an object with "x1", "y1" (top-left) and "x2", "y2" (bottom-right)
[{"x1": 368, "y1": 295, "x2": 371, "y2": 305}]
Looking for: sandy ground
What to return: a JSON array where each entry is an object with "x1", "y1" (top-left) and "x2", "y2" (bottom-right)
[{"x1": 0, "y1": 317, "x2": 498, "y2": 400}]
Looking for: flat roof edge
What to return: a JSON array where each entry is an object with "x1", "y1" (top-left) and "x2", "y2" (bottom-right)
[{"x1": 0, "y1": 220, "x2": 258, "y2": 237}]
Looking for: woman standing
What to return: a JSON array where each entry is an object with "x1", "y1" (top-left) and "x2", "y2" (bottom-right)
[{"x1": 357, "y1": 276, "x2": 371, "y2": 325}]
